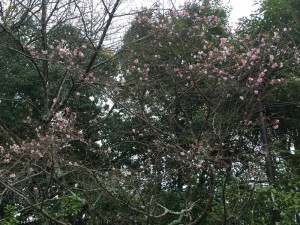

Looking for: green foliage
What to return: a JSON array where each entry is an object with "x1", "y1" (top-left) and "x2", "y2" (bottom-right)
[
  {"x1": 48, "y1": 23, "x2": 84, "y2": 48},
  {"x1": 56, "y1": 194, "x2": 87, "y2": 219},
  {"x1": 3, "y1": 205, "x2": 19, "y2": 225},
  {"x1": 260, "y1": 0, "x2": 300, "y2": 43},
  {"x1": 239, "y1": 0, "x2": 300, "y2": 45},
  {"x1": 273, "y1": 188, "x2": 300, "y2": 224}
]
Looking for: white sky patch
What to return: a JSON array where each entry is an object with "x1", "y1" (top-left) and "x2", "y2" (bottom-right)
[
  {"x1": 223, "y1": 0, "x2": 260, "y2": 27},
  {"x1": 290, "y1": 142, "x2": 295, "y2": 154}
]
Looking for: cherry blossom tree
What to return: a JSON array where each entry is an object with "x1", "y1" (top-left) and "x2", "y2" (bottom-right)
[
  {"x1": 0, "y1": 0, "x2": 131, "y2": 223},
  {"x1": 0, "y1": 0, "x2": 299, "y2": 224},
  {"x1": 96, "y1": 1, "x2": 299, "y2": 224}
]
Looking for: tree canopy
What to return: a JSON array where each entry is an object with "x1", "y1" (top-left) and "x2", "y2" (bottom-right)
[{"x1": 0, "y1": 0, "x2": 300, "y2": 224}]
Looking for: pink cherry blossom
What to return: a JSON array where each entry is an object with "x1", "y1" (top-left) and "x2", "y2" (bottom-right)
[
  {"x1": 73, "y1": 49, "x2": 78, "y2": 56},
  {"x1": 120, "y1": 77, "x2": 126, "y2": 86},
  {"x1": 260, "y1": 150, "x2": 268, "y2": 156},
  {"x1": 78, "y1": 51, "x2": 84, "y2": 58},
  {"x1": 257, "y1": 77, "x2": 263, "y2": 83},
  {"x1": 58, "y1": 48, "x2": 68, "y2": 56},
  {"x1": 3, "y1": 158, "x2": 11, "y2": 163},
  {"x1": 220, "y1": 37, "x2": 227, "y2": 45},
  {"x1": 37, "y1": 151, "x2": 43, "y2": 158},
  {"x1": 251, "y1": 54, "x2": 258, "y2": 61},
  {"x1": 254, "y1": 90, "x2": 259, "y2": 95},
  {"x1": 196, "y1": 164, "x2": 202, "y2": 169},
  {"x1": 183, "y1": 11, "x2": 189, "y2": 17},
  {"x1": 10, "y1": 144, "x2": 21, "y2": 154},
  {"x1": 259, "y1": 72, "x2": 265, "y2": 77},
  {"x1": 274, "y1": 32, "x2": 280, "y2": 39},
  {"x1": 172, "y1": 10, "x2": 178, "y2": 17},
  {"x1": 271, "y1": 63, "x2": 278, "y2": 68},
  {"x1": 241, "y1": 59, "x2": 247, "y2": 66}
]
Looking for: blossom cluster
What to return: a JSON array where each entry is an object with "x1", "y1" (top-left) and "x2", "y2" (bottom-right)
[{"x1": 26, "y1": 40, "x2": 86, "y2": 70}]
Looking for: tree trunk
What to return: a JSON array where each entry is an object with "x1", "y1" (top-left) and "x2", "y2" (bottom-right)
[{"x1": 259, "y1": 102, "x2": 280, "y2": 224}]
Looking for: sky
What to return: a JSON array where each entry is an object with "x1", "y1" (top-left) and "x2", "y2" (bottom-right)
[{"x1": 224, "y1": 0, "x2": 260, "y2": 26}]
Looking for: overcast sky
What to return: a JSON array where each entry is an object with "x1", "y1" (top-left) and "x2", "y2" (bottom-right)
[{"x1": 224, "y1": 0, "x2": 260, "y2": 26}]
